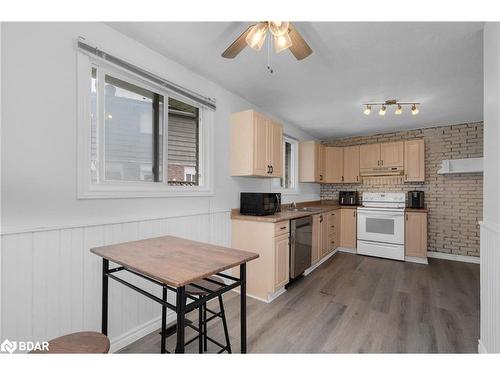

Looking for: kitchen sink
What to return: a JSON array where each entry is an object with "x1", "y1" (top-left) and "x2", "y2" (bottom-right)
[{"x1": 287, "y1": 207, "x2": 322, "y2": 213}]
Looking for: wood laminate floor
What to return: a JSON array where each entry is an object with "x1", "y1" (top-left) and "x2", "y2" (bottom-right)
[{"x1": 120, "y1": 252, "x2": 480, "y2": 354}]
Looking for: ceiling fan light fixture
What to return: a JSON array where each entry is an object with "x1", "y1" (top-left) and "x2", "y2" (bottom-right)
[
  {"x1": 395, "y1": 104, "x2": 402, "y2": 115},
  {"x1": 269, "y1": 21, "x2": 290, "y2": 37},
  {"x1": 245, "y1": 23, "x2": 268, "y2": 51},
  {"x1": 274, "y1": 33, "x2": 293, "y2": 53}
]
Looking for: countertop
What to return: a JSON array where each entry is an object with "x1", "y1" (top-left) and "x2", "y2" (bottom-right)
[
  {"x1": 231, "y1": 200, "x2": 359, "y2": 223},
  {"x1": 405, "y1": 207, "x2": 428, "y2": 213}
]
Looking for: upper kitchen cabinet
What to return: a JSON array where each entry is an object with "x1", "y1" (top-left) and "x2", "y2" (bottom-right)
[
  {"x1": 404, "y1": 139, "x2": 425, "y2": 182},
  {"x1": 325, "y1": 146, "x2": 343, "y2": 183},
  {"x1": 230, "y1": 110, "x2": 283, "y2": 177},
  {"x1": 343, "y1": 145, "x2": 360, "y2": 183},
  {"x1": 360, "y1": 143, "x2": 380, "y2": 170},
  {"x1": 380, "y1": 141, "x2": 404, "y2": 167},
  {"x1": 360, "y1": 141, "x2": 404, "y2": 170},
  {"x1": 299, "y1": 141, "x2": 326, "y2": 183}
]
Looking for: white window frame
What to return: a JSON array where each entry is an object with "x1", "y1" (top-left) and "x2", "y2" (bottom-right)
[
  {"x1": 77, "y1": 51, "x2": 214, "y2": 199},
  {"x1": 273, "y1": 135, "x2": 299, "y2": 195}
]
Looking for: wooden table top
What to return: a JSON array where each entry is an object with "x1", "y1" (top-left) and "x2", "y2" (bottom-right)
[{"x1": 90, "y1": 235, "x2": 259, "y2": 287}]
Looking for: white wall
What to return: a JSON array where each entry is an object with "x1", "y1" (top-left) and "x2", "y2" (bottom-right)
[
  {"x1": 1, "y1": 22, "x2": 319, "y2": 233},
  {"x1": 0, "y1": 22, "x2": 320, "y2": 350},
  {"x1": 480, "y1": 22, "x2": 500, "y2": 354}
]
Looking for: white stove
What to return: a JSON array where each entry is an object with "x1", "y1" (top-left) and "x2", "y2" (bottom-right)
[{"x1": 357, "y1": 192, "x2": 405, "y2": 261}]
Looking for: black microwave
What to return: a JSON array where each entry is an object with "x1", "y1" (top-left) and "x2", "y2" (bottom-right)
[{"x1": 240, "y1": 193, "x2": 281, "y2": 216}]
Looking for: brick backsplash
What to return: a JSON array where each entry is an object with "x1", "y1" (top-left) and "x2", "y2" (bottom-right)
[{"x1": 320, "y1": 122, "x2": 483, "y2": 257}]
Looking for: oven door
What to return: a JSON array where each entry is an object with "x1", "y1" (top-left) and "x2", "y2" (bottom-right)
[{"x1": 357, "y1": 208, "x2": 404, "y2": 244}]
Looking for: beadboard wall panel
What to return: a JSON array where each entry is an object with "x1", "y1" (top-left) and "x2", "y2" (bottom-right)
[
  {"x1": 0, "y1": 211, "x2": 231, "y2": 351},
  {"x1": 480, "y1": 221, "x2": 500, "y2": 353}
]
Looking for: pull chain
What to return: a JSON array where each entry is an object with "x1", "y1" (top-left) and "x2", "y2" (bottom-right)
[{"x1": 267, "y1": 33, "x2": 274, "y2": 74}]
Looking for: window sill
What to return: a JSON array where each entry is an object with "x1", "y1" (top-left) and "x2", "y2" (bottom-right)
[{"x1": 77, "y1": 185, "x2": 214, "y2": 199}]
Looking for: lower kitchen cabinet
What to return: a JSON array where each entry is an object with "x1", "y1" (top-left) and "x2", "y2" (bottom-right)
[
  {"x1": 231, "y1": 219, "x2": 290, "y2": 302},
  {"x1": 312, "y1": 209, "x2": 339, "y2": 264},
  {"x1": 327, "y1": 210, "x2": 339, "y2": 253},
  {"x1": 405, "y1": 211, "x2": 428, "y2": 259},
  {"x1": 340, "y1": 208, "x2": 357, "y2": 249}
]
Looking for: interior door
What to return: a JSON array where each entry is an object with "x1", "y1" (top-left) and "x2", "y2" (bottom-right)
[
  {"x1": 360, "y1": 143, "x2": 380, "y2": 169},
  {"x1": 380, "y1": 141, "x2": 404, "y2": 167},
  {"x1": 253, "y1": 112, "x2": 270, "y2": 176},
  {"x1": 325, "y1": 147, "x2": 343, "y2": 183},
  {"x1": 343, "y1": 146, "x2": 360, "y2": 183}
]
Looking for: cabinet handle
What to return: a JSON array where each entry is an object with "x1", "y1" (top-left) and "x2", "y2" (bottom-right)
[
  {"x1": 342, "y1": 176, "x2": 344, "y2": 182},
  {"x1": 280, "y1": 226, "x2": 286, "y2": 230},
  {"x1": 381, "y1": 160, "x2": 384, "y2": 166},
  {"x1": 377, "y1": 160, "x2": 380, "y2": 166},
  {"x1": 406, "y1": 214, "x2": 408, "y2": 221},
  {"x1": 270, "y1": 165, "x2": 274, "y2": 174},
  {"x1": 320, "y1": 215, "x2": 323, "y2": 223},
  {"x1": 353, "y1": 211, "x2": 356, "y2": 217},
  {"x1": 356, "y1": 175, "x2": 359, "y2": 182}
]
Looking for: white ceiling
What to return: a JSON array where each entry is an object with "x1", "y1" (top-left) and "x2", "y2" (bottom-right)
[{"x1": 107, "y1": 22, "x2": 484, "y2": 139}]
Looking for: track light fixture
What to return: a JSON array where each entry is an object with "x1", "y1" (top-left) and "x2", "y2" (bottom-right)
[{"x1": 362, "y1": 99, "x2": 420, "y2": 116}]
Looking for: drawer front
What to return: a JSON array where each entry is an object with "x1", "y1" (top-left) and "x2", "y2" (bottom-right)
[
  {"x1": 328, "y1": 232, "x2": 337, "y2": 249},
  {"x1": 274, "y1": 221, "x2": 290, "y2": 237},
  {"x1": 327, "y1": 211, "x2": 338, "y2": 236}
]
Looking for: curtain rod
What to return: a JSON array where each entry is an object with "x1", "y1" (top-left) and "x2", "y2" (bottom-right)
[{"x1": 77, "y1": 37, "x2": 216, "y2": 111}]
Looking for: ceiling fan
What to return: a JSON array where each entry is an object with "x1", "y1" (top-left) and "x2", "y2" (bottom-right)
[{"x1": 221, "y1": 21, "x2": 312, "y2": 61}]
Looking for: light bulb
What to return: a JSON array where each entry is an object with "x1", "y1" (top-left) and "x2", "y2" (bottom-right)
[
  {"x1": 245, "y1": 23, "x2": 268, "y2": 50},
  {"x1": 274, "y1": 33, "x2": 293, "y2": 53},
  {"x1": 395, "y1": 104, "x2": 402, "y2": 115},
  {"x1": 411, "y1": 104, "x2": 419, "y2": 115},
  {"x1": 107, "y1": 114, "x2": 113, "y2": 119},
  {"x1": 379, "y1": 105, "x2": 386, "y2": 116},
  {"x1": 363, "y1": 105, "x2": 371, "y2": 115},
  {"x1": 269, "y1": 21, "x2": 290, "y2": 37}
]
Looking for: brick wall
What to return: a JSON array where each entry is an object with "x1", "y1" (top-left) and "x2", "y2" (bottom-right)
[{"x1": 321, "y1": 122, "x2": 483, "y2": 257}]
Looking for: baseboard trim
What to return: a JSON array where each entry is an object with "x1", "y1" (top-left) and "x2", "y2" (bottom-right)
[
  {"x1": 405, "y1": 256, "x2": 428, "y2": 264},
  {"x1": 427, "y1": 251, "x2": 480, "y2": 264},
  {"x1": 337, "y1": 247, "x2": 357, "y2": 254},
  {"x1": 304, "y1": 249, "x2": 338, "y2": 276},
  {"x1": 109, "y1": 311, "x2": 175, "y2": 353},
  {"x1": 478, "y1": 339, "x2": 488, "y2": 354}
]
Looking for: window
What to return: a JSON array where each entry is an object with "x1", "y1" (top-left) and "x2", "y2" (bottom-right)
[
  {"x1": 78, "y1": 54, "x2": 213, "y2": 198},
  {"x1": 275, "y1": 136, "x2": 298, "y2": 194}
]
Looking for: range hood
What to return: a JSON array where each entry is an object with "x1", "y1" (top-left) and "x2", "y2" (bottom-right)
[{"x1": 360, "y1": 166, "x2": 404, "y2": 177}]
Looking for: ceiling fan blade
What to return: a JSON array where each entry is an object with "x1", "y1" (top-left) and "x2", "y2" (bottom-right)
[
  {"x1": 221, "y1": 24, "x2": 255, "y2": 59},
  {"x1": 288, "y1": 24, "x2": 312, "y2": 60}
]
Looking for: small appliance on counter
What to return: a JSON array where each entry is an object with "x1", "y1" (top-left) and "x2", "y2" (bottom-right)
[
  {"x1": 407, "y1": 191, "x2": 425, "y2": 209},
  {"x1": 240, "y1": 192, "x2": 281, "y2": 216},
  {"x1": 339, "y1": 191, "x2": 359, "y2": 206}
]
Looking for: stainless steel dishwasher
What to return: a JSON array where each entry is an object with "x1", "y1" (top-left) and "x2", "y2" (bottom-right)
[{"x1": 290, "y1": 216, "x2": 313, "y2": 279}]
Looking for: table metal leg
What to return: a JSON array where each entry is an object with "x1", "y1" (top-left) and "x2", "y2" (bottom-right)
[
  {"x1": 161, "y1": 286, "x2": 167, "y2": 354},
  {"x1": 240, "y1": 263, "x2": 247, "y2": 354},
  {"x1": 102, "y1": 259, "x2": 109, "y2": 335},
  {"x1": 198, "y1": 305, "x2": 203, "y2": 353},
  {"x1": 175, "y1": 286, "x2": 186, "y2": 353},
  {"x1": 203, "y1": 303, "x2": 208, "y2": 352}
]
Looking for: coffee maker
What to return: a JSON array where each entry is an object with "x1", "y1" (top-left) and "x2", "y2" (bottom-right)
[{"x1": 407, "y1": 191, "x2": 425, "y2": 209}]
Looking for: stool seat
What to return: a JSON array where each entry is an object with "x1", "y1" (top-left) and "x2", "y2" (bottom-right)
[
  {"x1": 186, "y1": 276, "x2": 225, "y2": 296},
  {"x1": 31, "y1": 331, "x2": 110, "y2": 354}
]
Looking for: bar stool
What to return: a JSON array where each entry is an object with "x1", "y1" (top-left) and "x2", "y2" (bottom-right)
[
  {"x1": 30, "y1": 331, "x2": 110, "y2": 353},
  {"x1": 185, "y1": 276, "x2": 232, "y2": 354}
]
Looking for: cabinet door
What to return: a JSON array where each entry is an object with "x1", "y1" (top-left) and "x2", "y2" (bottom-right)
[
  {"x1": 360, "y1": 143, "x2": 380, "y2": 169},
  {"x1": 405, "y1": 212, "x2": 427, "y2": 258},
  {"x1": 380, "y1": 141, "x2": 404, "y2": 167},
  {"x1": 274, "y1": 234, "x2": 290, "y2": 290},
  {"x1": 325, "y1": 147, "x2": 343, "y2": 183},
  {"x1": 343, "y1": 146, "x2": 360, "y2": 183},
  {"x1": 340, "y1": 208, "x2": 357, "y2": 249},
  {"x1": 320, "y1": 214, "x2": 328, "y2": 257},
  {"x1": 311, "y1": 214, "x2": 321, "y2": 264},
  {"x1": 253, "y1": 112, "x2": 270, "y2": 176},
  {"x1": 404, "y1": 139, "x2": 425, "y2": 182},
  {"x1": 269, "y1": 121, "x2": 283, "y2": 177},
  {"x1": 316, "y1": 143, "x2": 326, "y2": 183}
]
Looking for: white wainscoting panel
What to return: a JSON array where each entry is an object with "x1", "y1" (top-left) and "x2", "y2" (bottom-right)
[
  {"x1": 0, "y1": 210, "x2": 231, "y2": 352},
  {"x1": 480, "y1": 221, "x2": 500, "y2": 353}
]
